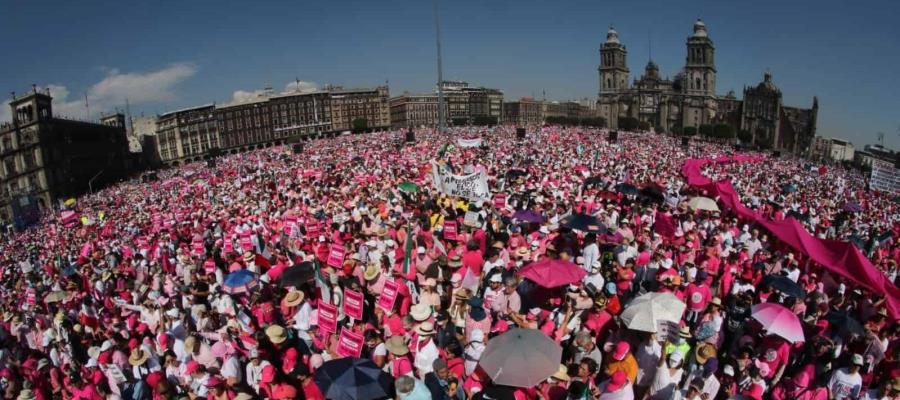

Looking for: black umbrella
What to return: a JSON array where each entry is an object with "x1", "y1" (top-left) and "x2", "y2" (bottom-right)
[
  {"x1": 825, "y1": 311, "x2": 865, "y2": 337},
  {"x1": 583, "y1": 176, "x2": 604, "y2": 187},
  {"x1": 614, "y1": 183, "x2": 639, "y2": 196},
  {"x1": 280, "y1": 261, "x2": 316, "y2": 287},
  {"x1": 560, "y1": 213, "x2": 607, "y2": 233},
  {"x1": 506, "y1": 169, "x2": 528, "y2": 179},
  {"x1": 639, "y1": 185, "x2": 665, "y2": 204},
  {"x1": 314, "y1": 358, "x2": 393, "y2": 400},
  {"x1": 759, "y1": 274, "x2": 806, "y2": 299}
]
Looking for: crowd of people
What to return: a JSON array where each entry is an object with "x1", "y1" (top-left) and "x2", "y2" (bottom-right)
[{"x1": 0, "y1": 126, "x2": 897, "y2": 400}]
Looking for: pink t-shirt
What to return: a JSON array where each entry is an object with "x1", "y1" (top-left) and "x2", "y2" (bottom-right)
[{"x1": 685, "y1": 283, "x2": 712, "y2": 311}]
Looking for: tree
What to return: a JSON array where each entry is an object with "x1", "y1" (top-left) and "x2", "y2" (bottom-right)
[
  {"x1": 619, "y1": 117, "x2": 639, "y2": 131},
  {"x1": 699, "y1": 124, "x2": 714, "y2": 137},
  {"x1": 683, "y1": 126, "x2": 697, "y2": 136},
  {"x1": 638, "y1": 121, "x2": 652, "y2": 131},
  {"x1": 737, "y1": 130, "x2": 752, "y2": 143},
  {"x1": 714, "y1": 124, "x2": 735, "y2": 140},
  {"x1": 351, "y1": 118, "x2": 368, "y2": 132}
]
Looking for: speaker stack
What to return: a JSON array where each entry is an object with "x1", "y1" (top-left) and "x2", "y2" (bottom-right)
[
  {"x1": 772, "y1": 151, "x2": 781, "y2": 158},
  {"x1": 292, "y1": 143, "x2": 304, "y2": 154},
  {"x1": 516, "y1": 128, "x2": 526, "y2": 139},
  {"x1": 682, "y1": 137, "x2": 690, "y2": 147},
  {"x1": 206, "y1": 158, "x2": 216, "y2": 168},
  {"x1": 405, "y1": 130, "x2": 415, "y2": 143}
]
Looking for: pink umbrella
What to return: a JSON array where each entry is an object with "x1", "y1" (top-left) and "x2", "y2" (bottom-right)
[
  {"x1": 751, "y1": 303, "x2": 805, "y2": 343},
  {"x1": 519, "y1": 259, "x2": 587, "y2": 288}
]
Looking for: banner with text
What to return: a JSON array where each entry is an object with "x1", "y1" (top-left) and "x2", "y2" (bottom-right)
[
  {"x1": 457, "y1": 138, "x2": 483, "y2": 148},
  {"x1": 430, "y1": 161, "x2": 490, "y2": 201}
]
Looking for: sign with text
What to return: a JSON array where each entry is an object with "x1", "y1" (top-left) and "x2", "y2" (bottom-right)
[
  {"x1": 343, "y1": 289, "x2": 364, "y2": 320},
  {"x1": 378, "y1": 280, "x2": 400, "y2": 312},
  {"x1": 493, "y1": 193, "x2": 506, "y2": 209},
  {"x1": 336, "y1": 328, "x2": 364, "y2": 358},
  {"x1": 443, "y1": 221, "x2": 458, "y2": 241},
  {"x1": 318, "y1": 302, "x2": 339, "y2": 334},
  {"x1": 430, "y1": 161, "x2": 490, "y2": 201},
  {"x1": 326, "y1": 244, "x2": 346, "y2": 268},
  {"x1": 457, "y1": 138, "x2": 483, "y2": 148},
  {"x1": 871, "y1": 160, "x2": 900, "y2": 195}
]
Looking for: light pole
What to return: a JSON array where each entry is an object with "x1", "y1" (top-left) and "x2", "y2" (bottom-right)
[
  {"x1": 433, "y1": 0, "x2": 445, "y2": 135},
  {"x1": 88, "y1": 170, "x2": 104, "y2": 195}
]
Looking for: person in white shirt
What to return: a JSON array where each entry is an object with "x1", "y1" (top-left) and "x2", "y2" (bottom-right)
[
  {"x1": 412, "y1": 322, "x2": 440, "y2": 379},
  {"x1": 244, "y1": 349, "x2": 271, "y2": 394},
  {"x1": 828, "y1": 354, "x2": 864, "y2": 400},
  {"x1": 582, "y1": 234, "x2": 600, "y2": 272},
  {"x1": 463, "y1": 329, "x2": 486, "y2": 376}
]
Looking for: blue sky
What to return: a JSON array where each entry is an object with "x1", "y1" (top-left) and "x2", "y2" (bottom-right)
[{"x1": 1, "y1": 0, "x2": 898, "y2": 148}]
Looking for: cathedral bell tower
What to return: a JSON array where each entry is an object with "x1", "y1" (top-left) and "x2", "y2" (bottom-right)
[
  {"x1": 598, "y1": 26, "x2": 629, "y2": 95},
  {"x1": 683, "y1": 19, "x2": 716, "y2": 97}
]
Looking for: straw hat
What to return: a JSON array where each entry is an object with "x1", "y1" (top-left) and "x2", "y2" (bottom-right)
[
  {"x1": 128, "y1": 348, "x2": 150, "y2": 366},
  {"x1": 234, "y1": 394, "x2": 255, "y2": 400},
  {"x1": 695, "y1": 343, "x2": 717, "y2": 364},
  {"x1": 410, "y1": 304, "x2": 432, "y2": 322},
  {"x1": 385, "y1": 336, "x2": 409, "y2": 356},
  {"x1": 491, "y1": 241, "x2": 505, "y2": 249},
  {"x1": 243, "y1": 252, "x2": 255, "y2": 263},
  {"x1": 282, "y1": 290, "x2": 304, "y2": 307},
  {"x1": 710, "y1": 297, "x2": 722, "y2": 307},
  {"x1": 515, "y1": 247, "x2": 530, "y2": 258},
  {"x1": 550, "y1": 364, "x2": 570, "y2": 381},
  {"x1": 678, "y1": 325, "x2": 692, "y2": 338},
  {"x1": 265, "y1": 325, "x2": 287, "y2": 344},
  {"x1": 415, "y1": 321, "x2": 435, "y2": 336},
  {"x1": 454, "y1": 289, "x2": 471, "y2": 301},
  {"x1": 16, "y1": 390, "x2": 35, "y2": 400},
  {"x1": 364, "y1": 264, "x2": 381, "y2": 281}
]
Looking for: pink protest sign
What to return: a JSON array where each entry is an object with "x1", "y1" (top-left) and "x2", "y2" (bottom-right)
[
  {"x1": 318, "y1": 302, "x2": 338, "y2": 334},
  {"x1": 443, "y1": 221, "x2": 457, "y2": 241},
  {"x1": 343, "y1": 289, "x2": 364, "y2": 320},
  {"x1": 326, "y1": 244, "x2": 345, "y2": 268},
  {"x1": 336, "y1": 328, "x2": 364, "y2": 358},
  {"x1": 378, "y1": 280, "x2": 399, "y2": 312},
  {"x1": 306, "y1": 221, "x2": 320, "y2": 238},
  {"x1": 494, "y1": 193, "x2": 506, "y2": 209}
]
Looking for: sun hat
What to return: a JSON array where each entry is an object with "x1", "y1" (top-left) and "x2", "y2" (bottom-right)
[
  {"x1": 16, "y1": 390, "x2": 35, "y2": 400},
  {"x1": 415, "y1": 321, "x2": 435, "y2": 336},
  {"x1": 128, "y1": 348, "x2": 150, "y2": 366},
  {"x1": 678, "y1": 325, "x2": 692, "y2": 338},
  {"x1": 489, "y1": 274, "x2": 502, "y2": 283},
  {"x1": 234, "y1": 394, "x2": 255, "y2": 400},
  {"x1": 363, "y1": 265, "x2": 380, "y2": 281},
  {"x1": 385, "y1": 336, "x2": 409, "y2": 356},
  {"x1": 265, "y1": 325, "x2": 287, "y2": 344},
  {"x1": 410, "y1": 304, "x2": 432, "y2": 322},
  {"x1": 243, "y1": 251, "x2": 255, "y2": 263},
  {"x1": 454, "y1": 290, "x2": 471, "y2": 301},
  {"x1": 710, "y1": 297, "x2": 722, "y2": 307},
  {"x1": 551, "y1": 364, "x2": 570, "y2": 381},
  {"x1": 282, "y1": 290, "x2": 304, "y2": 307},
  {"x1": 612, "y1": 341, "x2": 630, "y2": 361},
  {"x1": 695, "y1": 343, "x2": 717, "y2": 365}
]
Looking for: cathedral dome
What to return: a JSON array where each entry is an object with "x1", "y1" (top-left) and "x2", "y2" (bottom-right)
[
  {"x1": 756, "y1": 72, "x2": 781, "y2": 94},
  {"x1": 692, "y1": 18, "x2": 708, "y2": 38},
  {"x1": 606, "y1": 26, "x2": 620, "y2": 44},
  {"x1": 644, "y1": 61, "x2": 660, "y2": 78}
]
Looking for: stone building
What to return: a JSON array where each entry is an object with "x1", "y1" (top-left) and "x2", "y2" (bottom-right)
[
  {"x1": 155, "y1": 104, "x2": 219, "y2": 164},
  {"x1": 326, "y1": 86, "x2": 390, "y2": 132},
  {"x1": 389, "y1": 81, "x2": 503, "y2": 128},
  {"x1": 502, "y1": 97, "x2": 544, "y2": 126},
  {"x1": 0, "y1": 88, "x2": 132, "y2": 228},
  {"x1": 596, "y1": 19, "x2": 818, "y2": 154}
]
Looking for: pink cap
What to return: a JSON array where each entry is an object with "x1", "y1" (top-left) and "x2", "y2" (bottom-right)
[
  {"x1": 606, "y1": 371, "x2": 627, "y2": 392},
  {"x1": 613, "y1": 341, "x2": 630, "y2": 361}
]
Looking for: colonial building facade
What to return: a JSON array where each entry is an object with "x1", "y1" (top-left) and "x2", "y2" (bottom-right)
[
  {"x1": 389, "y1": 81, "x2": 503, "y2": 128},
  {"x1": 597, "y1": 19, "x2": 818, "y2": 154}
]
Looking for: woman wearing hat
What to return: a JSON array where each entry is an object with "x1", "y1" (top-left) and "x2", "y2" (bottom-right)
[
  {"x1": 385, "y1": 336, "x2": 414, "y2": 378},
  {"x1": 412, "y1": 322, "x2": 440, "y2": 379}
]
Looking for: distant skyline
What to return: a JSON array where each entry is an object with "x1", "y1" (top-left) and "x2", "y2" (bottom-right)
[{"x1": 1, "y1": 0, "x2": 898, "y2": 148}]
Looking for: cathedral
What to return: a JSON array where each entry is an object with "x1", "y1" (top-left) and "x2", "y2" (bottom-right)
[{"x1": 597, "y1": 19, "x2": 818, "y2": 154}]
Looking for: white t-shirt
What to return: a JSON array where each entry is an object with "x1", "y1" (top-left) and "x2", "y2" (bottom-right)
[
  {"x1": 221, "y1": 355, "x2": 242, "y2": 381},
  {"x1": 828, "y1": 368, "x2": 862, "y2": 400}
]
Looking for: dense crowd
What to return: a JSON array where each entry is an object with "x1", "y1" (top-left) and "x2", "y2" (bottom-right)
[{"x1": 0, "y1": 126, "x2": 897, "y2": 400}]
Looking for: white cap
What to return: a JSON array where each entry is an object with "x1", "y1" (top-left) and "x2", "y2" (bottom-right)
[
  {"x1": 489, "y1": 274, "x2": 502, "y2": 283},
  {"x1": 417, "y1": 246, "x2": 426, "y2": 254},
  {"x1": 723, "y1": 365, "x2": 735, "y2": 376},
  {"x1": 838, "y1": 283, "x2": 846, "y2": 294}
]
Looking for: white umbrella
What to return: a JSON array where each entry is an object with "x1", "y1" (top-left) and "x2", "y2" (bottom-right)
[
  {"x1": 620, "y1": 292, "x2": 686, "y2": 332},
  {"x1": 688, "y1": 196, "x2": 720, "y2": 212}
]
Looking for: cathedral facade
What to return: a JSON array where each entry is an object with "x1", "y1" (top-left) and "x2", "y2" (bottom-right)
[{"x1": 597, "y1": 19, "x2": 818, "y2": 154}]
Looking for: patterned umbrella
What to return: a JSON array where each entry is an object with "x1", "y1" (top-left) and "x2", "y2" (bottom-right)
[{"x1": 222, "y1": 270, "x2": 258, "y2": 294}]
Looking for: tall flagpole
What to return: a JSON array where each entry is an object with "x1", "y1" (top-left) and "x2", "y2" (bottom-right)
[{"x1": 433, "y1": 0, "x2": 445, "y2": 135}]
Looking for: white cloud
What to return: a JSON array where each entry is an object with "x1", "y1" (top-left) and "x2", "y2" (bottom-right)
[
  {"x1": 228, "y1": 80, "x2": 318, "y2": 105},
  {"x1": 0, "y1": 63, "x2": 197, "y2": 122},
  {"x1": 284, "y1": 80, "x2": 317, "y2": 93}
]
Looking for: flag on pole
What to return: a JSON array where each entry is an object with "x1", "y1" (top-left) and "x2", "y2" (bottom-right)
[
  {"x1": 313, "y1": 260, "x2": 332, "y2": 303},
  {"x1": 402, "y1": 223, "x2": 414, "y2": 276}
]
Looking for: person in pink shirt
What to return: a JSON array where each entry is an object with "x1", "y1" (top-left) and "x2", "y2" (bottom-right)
[
  {"x1": 685, "y1": 271, "x2": 712, "y2": 327},
  {"x1": 461, "y1": 240, "x2": 485, "y2": 278}
]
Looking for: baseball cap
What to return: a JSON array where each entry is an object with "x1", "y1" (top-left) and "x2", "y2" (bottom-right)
[{"x1": 852, "y1": 353, "x2": 864, "y2": 366}]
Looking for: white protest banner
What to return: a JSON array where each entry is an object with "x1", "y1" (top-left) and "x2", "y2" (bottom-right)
[
  {"x1": 430, "y1": 161, "x2": 490, "y2": 201},
  {"x1": 457, "y1": 138, "x2": 483, "y2": 148}
]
